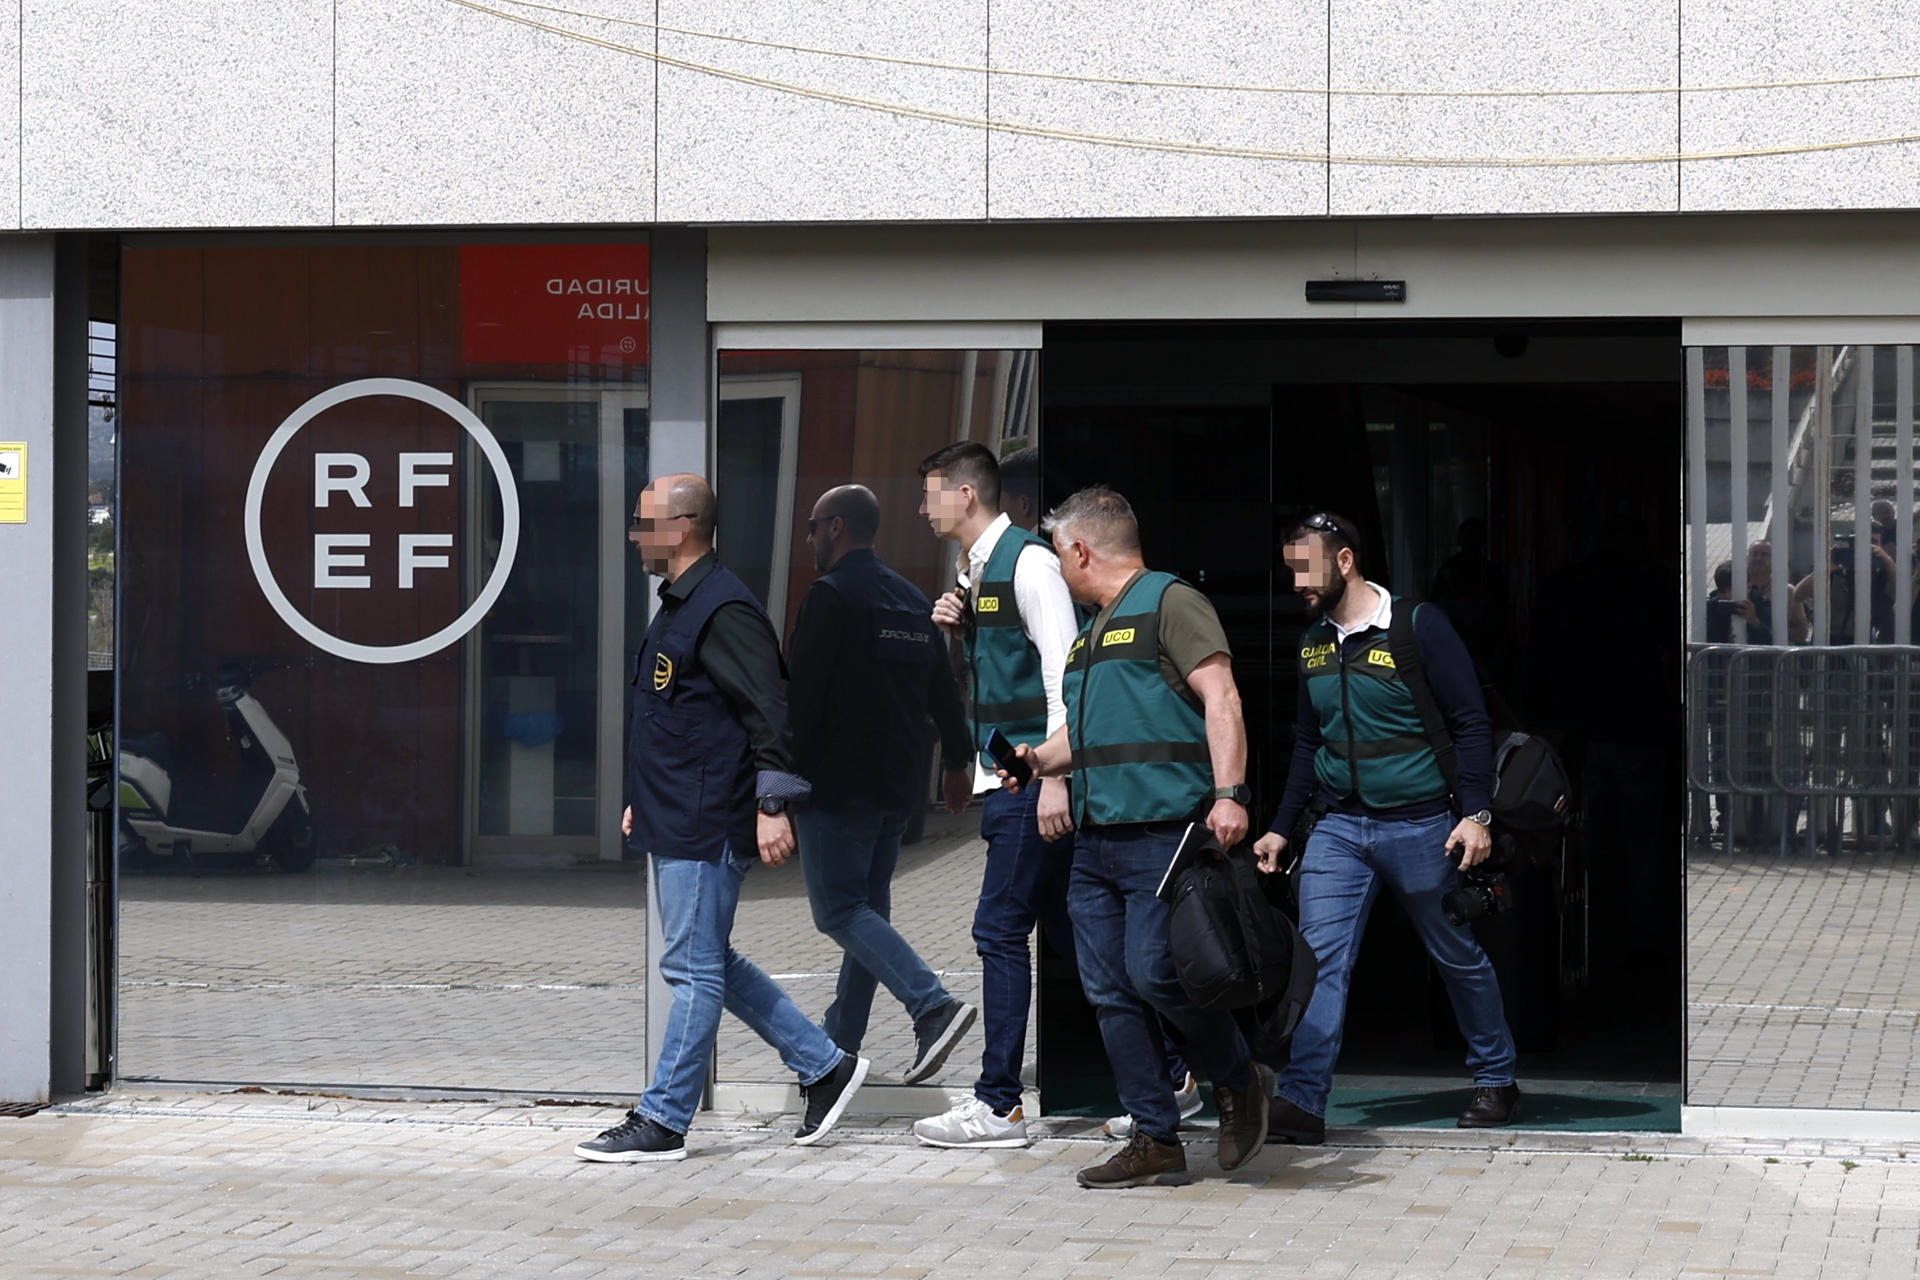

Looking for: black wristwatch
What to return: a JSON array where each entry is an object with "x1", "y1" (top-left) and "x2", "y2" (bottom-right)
[
  {"x1": 758, "y1": 796, "x2": 787, "y2": 816},
  {"x1": 1209, "y1": 784, "x2": 1253, "y2": 805}
]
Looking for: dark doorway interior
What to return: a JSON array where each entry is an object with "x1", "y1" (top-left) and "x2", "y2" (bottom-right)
[{"x1": 1036, "y1": 321, "x2": 1685, "y2": 1124}]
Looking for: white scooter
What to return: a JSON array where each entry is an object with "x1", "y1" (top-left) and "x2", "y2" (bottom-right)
[{"x1": 117, "y1": 660, "x2": 315, "y2": 872}]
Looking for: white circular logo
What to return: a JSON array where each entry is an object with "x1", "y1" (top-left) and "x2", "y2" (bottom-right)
[{"x1": 243, "y1": 378, "x2": 521, "y2": 665}]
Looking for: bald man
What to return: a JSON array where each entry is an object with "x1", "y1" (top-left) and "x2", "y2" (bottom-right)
[
  {"x1": 575, "y1": 474, "x2": 867, "y2": 1164},
  {"x1": 788, "y1": 485, "x2": 979, "y2": 1085}
]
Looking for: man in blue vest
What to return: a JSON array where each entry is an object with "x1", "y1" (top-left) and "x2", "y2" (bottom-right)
[
  {"x1": 575, "y1": 474, "x2": 867, "y2": 1164},
  {"x1": 787, "y1": 483, "x2": 979, "y2": 1081},
  {"x1": 1006, "y1": 485, "x2": 1272, "y2": 1189},
  {"x1": 1253, "y1": 512, "x2": 1521, "y2": 1144}
]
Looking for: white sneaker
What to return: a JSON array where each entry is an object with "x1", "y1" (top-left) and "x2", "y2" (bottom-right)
[
  {"x1": 912, "y1": 1096, "x2": 1030, "y2": 1149},
  {"x1": 1103, "y1": 1073, "x2": 1204, "y2": 1139}
]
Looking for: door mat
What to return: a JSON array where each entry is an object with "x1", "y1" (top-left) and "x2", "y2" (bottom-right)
[{"x1": 1325, "y1": 1087, "x2": 1680, "y2": 1133}]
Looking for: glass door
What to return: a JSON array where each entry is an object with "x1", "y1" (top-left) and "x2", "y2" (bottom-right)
[{"x1": 466, "y1": 386, "x2": 650, "y2": 863}]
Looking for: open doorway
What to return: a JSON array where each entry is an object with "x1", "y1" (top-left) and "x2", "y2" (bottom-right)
[{"x1": 1039, "y1": 321, "x2": 1685, "y2": 1129}]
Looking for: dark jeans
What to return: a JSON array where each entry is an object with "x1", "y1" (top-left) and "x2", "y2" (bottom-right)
[
  {"x1": 1069, "y1": 821, "x2": 1253, "y2": 1145},
  {"x1": 971, "y1": 784, "x2": 1076, "y2": 1112},
  {"x1": 795, "y1": 805, "x2": 950, "y2": 1052}
]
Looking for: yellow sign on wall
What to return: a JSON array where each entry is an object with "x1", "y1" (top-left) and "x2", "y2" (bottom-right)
[{"x1": 0, "y1": 443, "x2": 25, "y2": 524}]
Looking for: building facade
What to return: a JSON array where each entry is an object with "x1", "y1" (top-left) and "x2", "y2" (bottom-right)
[{"x1": 4, "y1": 1, "x2": 1919, "y2": 1140}]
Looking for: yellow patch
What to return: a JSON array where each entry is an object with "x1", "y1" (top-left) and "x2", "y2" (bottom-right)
[
  {"x1": 1301, "y1": 641, "x2": 1336, "y2": 660},
  {"x1": 653, "y1": 653, "x2": 674, "y2": 691},
  {"x1": 1101, "y1": 627, "x2": 1137, "y2": 646},
  {"x1": 977, "y1": 596, "x2": 1001, "y2": 613},
  {"x1": 1069, "y1": 636, "x2": 1086, "y2": 658},
  {"x1": 1366, "y1": 648, "x2": 1395, "y2": 669}
]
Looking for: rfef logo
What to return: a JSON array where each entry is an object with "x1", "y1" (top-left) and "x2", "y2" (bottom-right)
[{"x1": 244, "y1": 378, "x2": 521, "y2": 666}]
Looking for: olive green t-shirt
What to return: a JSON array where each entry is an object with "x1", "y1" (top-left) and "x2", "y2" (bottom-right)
[{"x1": 1085, "y1": 570, "x2": 1231, "y2": 706}]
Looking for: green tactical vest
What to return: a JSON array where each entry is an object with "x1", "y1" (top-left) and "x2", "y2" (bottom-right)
[
  {"x1": 1300, "y1": 606, "x2": 1448, "y2": 808},
  {"x1": 1063, "y1": 571, "x2": 1214, "y2": 827},
  {"x1": 963, "y1": 525, "x2": 1054, "y2": 768}
]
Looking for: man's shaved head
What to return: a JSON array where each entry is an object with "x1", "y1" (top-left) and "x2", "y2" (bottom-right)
[
  {"x1": 629, "y1": 472, "x2": 716, "y2": 575},
  {"x1": 812, "y1": 484, "x2": 881, "y2": 543},
  {"x1": 655, "y1": 472, "x2": 716, "y2": 542}
]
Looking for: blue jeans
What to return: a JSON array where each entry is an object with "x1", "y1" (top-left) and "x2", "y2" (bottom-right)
[
  {"x1": 1277, "y1": 811, "x2": 1518, "y2": 1118},
  {"x1": 636, "y1": 846, "x2": 846, "y2": 1135},
  {"x1": 971, "y1": 784, "x2": 1077, "y2": 1113},
  {"x1": 796, "y1": 806, "x2": 951, "y2": 1052},
  {"x1": 1068, "y1": 821, "x2": 1253, "y2": 1145}
]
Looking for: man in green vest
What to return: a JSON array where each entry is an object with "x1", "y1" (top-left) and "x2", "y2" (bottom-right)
[
  {"x1": 1253, "y1": 512, "x2": 1520, "y2": 1144},
  {"x1": 1006, "y1": 485, "x2": 1272, "y2": 1189},
  {"x1": 910, "y1": 441, "x2": 1081, "y2": 1149}
]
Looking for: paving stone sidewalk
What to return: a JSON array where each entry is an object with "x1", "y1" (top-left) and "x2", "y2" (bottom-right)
[{"x1": 3, "y1": 1090, "x2": 1917, "y2": 1279}]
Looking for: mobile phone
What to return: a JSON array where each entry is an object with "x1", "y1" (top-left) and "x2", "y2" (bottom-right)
[
  {"x1": 984, "y1": 727, "x2": 1033, "y2": 786},
  {"x1": 1707, "y1": 597, "x2": 1739, "y2": 618}
]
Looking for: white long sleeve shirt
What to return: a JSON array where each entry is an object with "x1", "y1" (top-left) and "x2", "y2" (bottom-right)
[{"x1": 965, "y1": 513, "x2": 1079, "y2": 795}]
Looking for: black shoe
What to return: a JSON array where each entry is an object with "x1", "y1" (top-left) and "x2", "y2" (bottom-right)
[
  {"x1": 902, "y1": 1000, "x2": 977, "y2": 1085},
  {"x1": 1264, "y1": 1095, "x2": 1326, "y2": 1146},
  {"x1": 795, "y1": 1054, "x2": 870, "y2": 1145},
  {"x1": 1458, "y1": 1084, "x2": 1522, "y2": 1128},
  {"x1": 573, "y1": 1113, "x2": 686, "y2": 1163}
]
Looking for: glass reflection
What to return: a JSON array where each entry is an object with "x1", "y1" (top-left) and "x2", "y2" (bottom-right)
[
  {"x1": 116, "y1": 241, "x2": 655, "y2": 1094},
  {"x1": 712, "y1": 349, "x2": 1040, "y2": 1088},
  {"x1": 1686, "y1": 343, "x2": 1920, "y2": 1110}
]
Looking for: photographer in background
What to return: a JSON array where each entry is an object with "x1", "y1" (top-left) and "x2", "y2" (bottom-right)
[{"x1": 1253, "y1": 513, "x2": 1520, "y2": 1142}]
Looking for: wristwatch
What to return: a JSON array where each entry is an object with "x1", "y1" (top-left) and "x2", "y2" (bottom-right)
[
  {"x1": 758, "y1": 796, "x2": 787, "y2": 816},
  {"x1": 1463, "y1": 809, "x2": 1493, "y2": 827},
  {"x1": 1209, "y1": 784, "x2": 1253, "y2": 805}
]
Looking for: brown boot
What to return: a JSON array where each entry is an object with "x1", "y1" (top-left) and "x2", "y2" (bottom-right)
[
  {"x1": 1214, "y1": 1063, "x2": 1273, "y2": 1172},
  {"x1": 1075, "y1": 1129, "x2": 1191, "y2": 1189}
]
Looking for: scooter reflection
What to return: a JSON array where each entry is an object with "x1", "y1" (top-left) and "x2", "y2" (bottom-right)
[{"x1": 116, "y1": 659, "x2": 315, "y2": 872}]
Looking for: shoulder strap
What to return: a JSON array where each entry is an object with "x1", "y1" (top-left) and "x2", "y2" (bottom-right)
[{"x1": 1386, "y1": 603, "x2": 1459, "y2": 800}]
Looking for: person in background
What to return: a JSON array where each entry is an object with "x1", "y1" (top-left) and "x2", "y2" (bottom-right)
[{"x1": 787, "y1": 483, "x2": 978, "y2": 1083}]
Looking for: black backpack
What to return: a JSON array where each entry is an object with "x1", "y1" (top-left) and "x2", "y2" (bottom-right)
[
  {"x1": 1166, "y1": 845, "x2": 1317, "y2": 1028},
  {"x1": 1386, "y1": 604, "x2": 1573, "y2": 835}
]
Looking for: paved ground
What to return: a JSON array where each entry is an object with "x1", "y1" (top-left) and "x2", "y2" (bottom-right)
[
  {"x1": 116, "y1": 811, "x2": 1000, "y2": 1097},
  {"x1": 117, "y1": 813, "x2": 1920, "y2": 1117},
  {"x1": 1686, "y1": 850, "x2": 1920, "y2": 1110},
  {"x1": 3, "y1": 1089, "x2": 1917, "y2": 1279}
]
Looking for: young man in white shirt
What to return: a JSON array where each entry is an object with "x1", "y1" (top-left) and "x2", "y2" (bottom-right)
[{"x1": 911, "y1": 443, "x2": 1195, "y2": 1147}]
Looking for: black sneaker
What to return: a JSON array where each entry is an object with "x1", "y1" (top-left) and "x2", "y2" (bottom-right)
[
  {"x1": 573, "y1": 1113, "x2": 686, "y2": 1163},
  {"x1": 794, "y1": 1054, "x2": 870, "y2": 1146},
  {"x1": 902, "y1": 1000, "x2": 977, "y2": 1085}
]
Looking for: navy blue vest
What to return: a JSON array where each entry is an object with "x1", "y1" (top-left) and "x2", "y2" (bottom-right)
[
  {"x1": 627, "y1": 564, "x2": 770, "y2": 861},
  {"x1": 807, "y1": 550, "x2": 943, "y2": 810}
]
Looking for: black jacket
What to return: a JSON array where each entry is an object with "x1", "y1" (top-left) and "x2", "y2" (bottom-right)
[{"x1": 787, "y1": 550, "x2": 972, "y2": 812}]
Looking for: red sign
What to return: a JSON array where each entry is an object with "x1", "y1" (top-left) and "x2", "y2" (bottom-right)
[{"x1": 460, "y1": 243, "x2": 650, "y2": 366}]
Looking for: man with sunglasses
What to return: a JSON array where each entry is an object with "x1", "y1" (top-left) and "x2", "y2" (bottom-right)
[
  {"x1": 576, "y1": 474, "x2": 867, "y2": 1164},
  {"x1": 787, "y1": 484, "x2": 979, "y2": 1083},
  {"x1": 1254, "y1": 512, "x2": 1520, "y2": 1143}
]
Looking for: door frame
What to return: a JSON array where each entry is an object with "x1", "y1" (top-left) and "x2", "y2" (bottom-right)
[{"x1": 462, "y1": 383, "x2": 650, "y2": 866}]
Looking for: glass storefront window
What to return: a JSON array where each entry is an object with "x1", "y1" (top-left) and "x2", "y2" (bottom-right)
[
  {"x1": 1684, "y1": 341, "x2": 1920, "y2": 1111},
  {"x1": 707, "y1": 347, "x2": 1042, "y2": 1092},
  {"x1": 116, "y1": 239, "x2": 662, "y2": 1094}
]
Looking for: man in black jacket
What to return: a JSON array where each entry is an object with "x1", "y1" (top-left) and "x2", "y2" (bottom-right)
[
  {"x1": 789, "y1": 484, "x2": 979, "y2": 1084},
  {"x1": 574, "y1": 474, "x2": 867, "y2": 1164}
]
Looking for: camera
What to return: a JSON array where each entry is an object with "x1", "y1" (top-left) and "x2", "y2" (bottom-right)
[
  {"x1": 1443, "y1": 869, "x2": 1514, "y2": 925},
  {"x1": 1442, "y1": 840, "x2": 1515, "y2": 925}
]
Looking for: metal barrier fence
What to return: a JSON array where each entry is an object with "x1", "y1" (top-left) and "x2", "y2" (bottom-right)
[{"x1": 1687, "y1": 644, "x2": 1920, "y2": 855}]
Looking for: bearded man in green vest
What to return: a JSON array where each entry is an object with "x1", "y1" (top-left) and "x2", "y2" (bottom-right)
[
  {"x1": 1005, "y1": 485, "x2": 1272, "y2": 1189},
  {"x1": 1253, "y1": 512, "x2": 1520, "y2": 1144}
]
